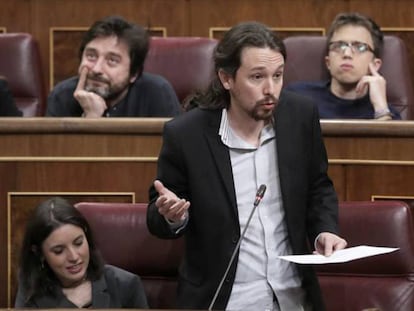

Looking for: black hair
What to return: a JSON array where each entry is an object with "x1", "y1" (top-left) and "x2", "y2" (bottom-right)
[
  {"x1": 326, "y1": 12, "x2": 384, "y2": 57},
  {"x1": 184, "y1": 21, "x2": 286, "y2": 110},
  {"x1": 18, "y1": 197, "x2": 104, "y2": 303},
  {"x1": 79, "y1": 15, "x2": 149, "y2": 77}
]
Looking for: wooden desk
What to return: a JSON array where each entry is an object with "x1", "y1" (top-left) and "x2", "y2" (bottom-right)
[
  {"x1": 1, "y1": 118, "x2": 414, "y2": 307},
  {"x1": 322, "y1": 120, "x2": 414, "y2": 202}
]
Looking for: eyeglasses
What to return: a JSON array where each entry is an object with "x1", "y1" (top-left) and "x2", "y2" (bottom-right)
[{"x1": 328, "y1": 41, "x2": 375, "y2": 54}]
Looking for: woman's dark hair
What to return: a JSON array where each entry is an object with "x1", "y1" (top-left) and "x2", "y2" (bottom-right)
[
  {"x1": 79, "y1": 15, "x2": 150, "y2": 77},
  {"x1": 18, "y1": 197, "x2": 104, "y2": 302},
  {"x1": 184, "y1": 21, "x2": 286, "y2": 111},
  {"x1": 326, "y1": 12, "x2": 384, "y2": 58}
]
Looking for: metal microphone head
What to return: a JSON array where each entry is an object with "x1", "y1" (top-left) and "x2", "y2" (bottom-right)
[{"x1": 253, "y1": 184, "x2": 267, "y2": 206}]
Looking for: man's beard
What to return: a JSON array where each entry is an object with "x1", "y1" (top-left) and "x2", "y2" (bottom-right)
[
  {"x1": 250, "y1": 95, "x2": 278, "y2": 122},
  {"x1": 85, "y1": 74, "x2": 130, "y2": 100}
]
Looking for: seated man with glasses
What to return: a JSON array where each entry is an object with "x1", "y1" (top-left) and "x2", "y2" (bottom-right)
[{"x1": 285, "y1": 12, "x2": 400, "y2": 120}]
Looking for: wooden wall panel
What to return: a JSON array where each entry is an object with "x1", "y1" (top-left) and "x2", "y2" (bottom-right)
[
  {"x1": 346, "y1": 165, "x2": 414, "y2": 201},
  {"x1": 348, "y1": 0, "x2": 414, "y2": 27},
  {"x1": 189, "y1": 0, "x2": 348, "y2": 36},
  {"x1": 50, "y1": 28, "x2": 86, "y2": 88},
  {"x1": 0, "y1": 162, "x2": 16, "y2": 307},
  {"x1": 0, "y1": 0, "x2": 31, "y2": 32}
]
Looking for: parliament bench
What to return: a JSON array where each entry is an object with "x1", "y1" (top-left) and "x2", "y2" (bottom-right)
[
  {"x1": 75, "y1": 200, "x2": 414, "y2": 310},
  {"x1": 75, "y1": 202, "x2": 183, "y2": 309}
]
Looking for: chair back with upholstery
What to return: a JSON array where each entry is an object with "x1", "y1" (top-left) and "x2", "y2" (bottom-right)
[
  {"x1": 0, "y1": 33, "x2": 46, "y2": 116},
  {"x1": 75, "y1": 202, "x2": 184, "y2": 309},
  {"x1": 144, "y1": 37, "x2": 217, "y2": 105},
  {"x1": 316, "y1": 200, "x2": 414, "y2": 311},
  {"x1": 283, "y1": 35, "x2": 414, "y2": 119}
]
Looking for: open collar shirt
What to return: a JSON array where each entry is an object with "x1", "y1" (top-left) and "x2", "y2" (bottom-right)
[{"x1": 219, "y1": 108, "x2": 306, "y2": 311}]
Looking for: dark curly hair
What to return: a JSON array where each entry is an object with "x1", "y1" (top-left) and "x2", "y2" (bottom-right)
[{"x1": 79, "y1": 15, "x2": 149, "y2": 78}]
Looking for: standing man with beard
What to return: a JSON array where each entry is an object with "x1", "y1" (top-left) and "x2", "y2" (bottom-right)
[
  {"x1": 286, "y1": 12, "x2": 400, "y2": 120},
  {"x1": 147, "y1": 21, "x2": 347, "y2": 310},
  {"x1": 46, "y1": 16, "x2": 180, "y2": 118}
]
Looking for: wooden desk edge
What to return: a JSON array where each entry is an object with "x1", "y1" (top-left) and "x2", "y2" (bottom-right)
[{"x1": 0, "y1": 118, "x2": 414, "y2": 137}]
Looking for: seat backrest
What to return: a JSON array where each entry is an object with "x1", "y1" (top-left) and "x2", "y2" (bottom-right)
[
  {"x1": 316, "y1": 200, "x2": 414, "y2": 311},
  {"x1": 0, "y1": 33, "x2": 46, "y2": 116},
  {"x1": 283, "y1": 35, "x2": 414, "y2": 120},
  {"x1": 144, "y1": 37, "x2": 217, "y2": 105},
  {"x1": 75, "y1": 202, "x2": 183, "y2": 309}
]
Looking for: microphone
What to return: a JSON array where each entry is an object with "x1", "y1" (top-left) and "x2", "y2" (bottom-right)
[
  {"x1": 254, "y1": 184, "x2": 267, "y2": 207},
  {"x1": 208, "y1": 184, "x2": 267, "y2": 310}
]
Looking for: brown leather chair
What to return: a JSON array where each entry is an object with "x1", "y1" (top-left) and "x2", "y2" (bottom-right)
[
  {"x1": 144, "y1": 37, "x2": 218, "y2": 106},
  {"x1": 317, "y1": 200, "x2": 414, "y2": 311},
  {"x1": 75, "y1": 202, "x2": 183, "y2": 309},
  {"x1": 283, "y1": 35, "x2": 414, "y2": 120},
  {"x1": 0, "y1": 33, "x2": 46, "y2": 116}
]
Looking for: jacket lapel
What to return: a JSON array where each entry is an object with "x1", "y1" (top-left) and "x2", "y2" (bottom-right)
[
  {"x1": 91, "y1": 275, "x2": 111, "y2": 308},
  {"x1": 204, "y1": 110, "x2": 238, "y2": 215},
  {"x1": 34, "y1": 289, "x2": 76, "y2": 308},
  {"x1": 32, "y1": 276, "x2": 110, "y2": 308},
  {"x1": 274, "y1": 93, "x2": 296, "y2": 220}
]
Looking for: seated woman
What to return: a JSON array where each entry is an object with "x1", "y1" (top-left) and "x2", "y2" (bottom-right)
[{"x1": 14, "y1": 197, "x2": 148, "y2": 308}]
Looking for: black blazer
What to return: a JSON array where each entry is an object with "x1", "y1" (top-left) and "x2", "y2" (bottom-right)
[
  {"x1": 14, "y1": 264, "x2": 148, "y2": 308},
  {"x1": 147, "y1": 90, "x2": 339, "y2": 310}
]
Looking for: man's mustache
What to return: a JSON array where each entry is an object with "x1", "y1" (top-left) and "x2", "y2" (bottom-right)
[
  {"x1": 256, "y1": 95, "x2": 278, "y2": 105},
  {"x1": 86, "y1": 74, "x2": 110, "y2": 84}
]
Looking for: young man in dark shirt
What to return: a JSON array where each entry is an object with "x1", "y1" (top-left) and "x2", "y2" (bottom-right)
[{"x1": 286, "y1": 12, "x2": 400, "y2": 120}]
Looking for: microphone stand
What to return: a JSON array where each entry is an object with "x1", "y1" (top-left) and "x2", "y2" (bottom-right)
[{"x1": 208, "y1": 185, "x2": 266, "y2": 310}]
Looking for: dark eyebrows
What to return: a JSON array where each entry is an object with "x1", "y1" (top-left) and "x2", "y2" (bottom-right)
[
  {"x1": 84, "y1": 47, "x2": 97, "y2": 54},
  {"x1": 83, "y1": 48, "x2": 122, "y2": 61},
  {"x1": 48, "y1": 234, "x2": 84, "y2": 251},
  {"x1": 73, "y1": 234, "x2": 84, "y2": 243},
  {"x1": 107, "y1": 52, "x2": 122, "y2": 60},
  {"x1": 250, "y1": 63, "x2": 285, "y2": 72}
]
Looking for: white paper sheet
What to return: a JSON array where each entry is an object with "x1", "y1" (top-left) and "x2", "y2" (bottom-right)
[{"x1": 278, "y1": 245, "x2": 399, "y2": 264}]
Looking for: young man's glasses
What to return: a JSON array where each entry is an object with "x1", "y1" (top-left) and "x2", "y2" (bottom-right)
[{"x1": 328, "y1": 41, "x2": 375, "y2": 54}]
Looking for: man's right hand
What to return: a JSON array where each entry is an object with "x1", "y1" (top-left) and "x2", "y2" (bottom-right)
[
  {"x1": 356, "y1": 63, "x2": 388, "y2": 114},
  {"x1": 73, "y1": 66, "x2": 107, "y2": 118},
  {"x1": 154, "y1": 180, "x2": 190, "y2": 223}
]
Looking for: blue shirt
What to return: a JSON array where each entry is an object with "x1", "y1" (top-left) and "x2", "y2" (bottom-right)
[{"x1": 285, "y1": 81, "x2": 401, "y2": 120}]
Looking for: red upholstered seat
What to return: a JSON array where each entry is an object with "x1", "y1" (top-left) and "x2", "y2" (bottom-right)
[
  {"x1": 317, "y1": 200, "x2": 414, "y2": 311},
  {"x1": 144, "y1": 37, "x2": 217, "y2": 105},
  {"x1": 75, "y1": 202, "x2": 183, "y2": 309},
  {"x1": 76, "y1": 200, "x2": 414, "y2": 309},
  {"x1": 0, "y1": 33, "x2": 46, "y2": 116},
  {"x1": 283, "y1": 35, "x2": 414, "y2": 119}
]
